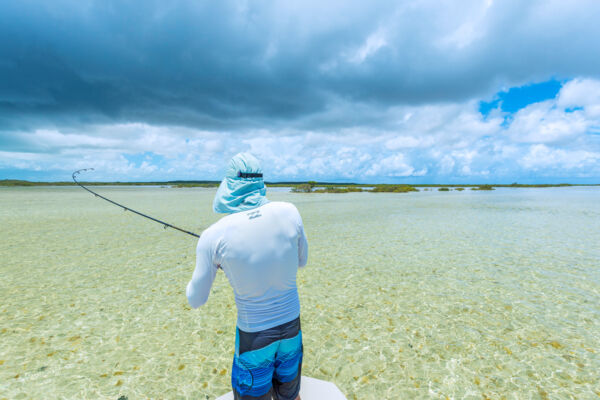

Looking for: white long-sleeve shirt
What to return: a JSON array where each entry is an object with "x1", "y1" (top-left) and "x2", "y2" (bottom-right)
[{"x1": 186, "y1": 201, "x2": 308, "y2": 332}]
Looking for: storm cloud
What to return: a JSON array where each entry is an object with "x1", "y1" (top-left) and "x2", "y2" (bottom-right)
[{"x1": 1, "y1": 0, "x2": 600, "y2": 181}]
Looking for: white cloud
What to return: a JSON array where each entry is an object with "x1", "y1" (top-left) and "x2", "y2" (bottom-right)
[
  {"x1": 348, "y1": 29, "x2": 387, "y2": 64},
  {"x1": 437, "y1": 0, "x2": 493, "y2": 49},
  {"x1": 506, "y1": 101, "x2": 588, "y2": 143},
  {"x1": 365, "y1": 153, "x2": 415, "y2": 177},
  {"x1": 520, "y1": 144, "x2": 600, "y2": 173},
  {"x1": 2, "y1": 78, "x2": 600, "y2": 182},
  {"x1": 385, "y1": 136, "x2": 432, "y2": 150},
  {"x1": 558, "y1": 78, "x2": 600, "y2": 118},
  {"x1": 438, "y1": 155, "x2": 456, "y2": 175}
]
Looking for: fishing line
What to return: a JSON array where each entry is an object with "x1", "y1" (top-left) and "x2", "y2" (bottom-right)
[{"x1": 72, "y1": 168, "x2": 200, "y2": 238}]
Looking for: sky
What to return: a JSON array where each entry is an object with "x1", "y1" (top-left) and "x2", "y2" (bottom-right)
[{"x1": 1, "y1": 0, "x2": 600, "y2": 183}]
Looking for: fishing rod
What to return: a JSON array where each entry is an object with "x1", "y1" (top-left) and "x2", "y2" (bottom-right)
[{"x1": 72, "y1": 168, "x2": 200, "y2": 238}]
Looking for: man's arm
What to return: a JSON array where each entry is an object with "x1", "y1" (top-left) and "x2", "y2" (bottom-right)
[
  {"x1": 186, "y1": 232, "x2": 218, "y2": 308},
  {"x1": 297, "y1": 214, "x2": 308, "y2": 268}
]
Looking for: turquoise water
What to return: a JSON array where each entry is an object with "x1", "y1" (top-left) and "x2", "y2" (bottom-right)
[{"x1": 1, "y1": 187, "x2": 599, "y2": 399}]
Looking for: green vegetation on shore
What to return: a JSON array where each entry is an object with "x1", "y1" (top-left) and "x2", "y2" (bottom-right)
[
  {"x1": 471, "y1": 184, "x2": 495, "y2": 190},
  {"x1": 0, "y1": 180, "x2": 42, "y2": 186},
  {"x1": 173, "y1": 183, "x2": 217, "y2": 188},
  {"x1": 370, "y1": 184, "x2": 418, "y2": 193},
  {"x1": 0, "y1": 179, "x2": 220, "y2": 187},
  {"x1": 291, "y1": 183, "x2": 417, "y2": 193},
  {"x1": 2, "y1": 179, "x2": 598, "y2": 193},
  {"x1": 290, "y1": 181, "x2": 366, "y2": 193},
  {"x1": 290, "y1": 181, "x2": 317, "y2": 193},
  {"x1": 314, "y1": 186, "x2": 364, "y2": 193}
]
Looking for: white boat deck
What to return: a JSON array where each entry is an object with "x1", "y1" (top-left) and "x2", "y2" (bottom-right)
[{"x1": 216, "y1": 376, "x2": 346, "y2": 400}]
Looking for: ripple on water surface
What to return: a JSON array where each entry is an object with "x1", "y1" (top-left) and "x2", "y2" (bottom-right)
[{"x1": 1, "y1": 187, "x2": 599, "y2": 399}]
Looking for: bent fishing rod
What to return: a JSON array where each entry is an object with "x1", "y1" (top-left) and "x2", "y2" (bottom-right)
[{"x1": 72, "y1": 168, "x2": 200, "y2": 238}]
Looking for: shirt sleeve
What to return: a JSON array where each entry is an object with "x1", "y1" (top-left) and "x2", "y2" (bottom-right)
[{"x1": 186, "y1": 230, "x2": 219, "y2": 308}]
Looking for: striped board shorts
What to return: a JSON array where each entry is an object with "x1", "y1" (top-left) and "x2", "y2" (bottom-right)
[{"x1": 232, "y1": 317, "x2": 303, "y2": 400}]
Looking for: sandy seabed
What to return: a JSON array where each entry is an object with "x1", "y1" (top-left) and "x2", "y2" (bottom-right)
[{"x1": 1, "y1": 186, "x2": 599, "y2": 399}]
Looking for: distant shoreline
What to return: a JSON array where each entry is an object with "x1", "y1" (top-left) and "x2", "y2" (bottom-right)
[{"x1": 1, "y1": 179, "x2": 598, "y2": 188}]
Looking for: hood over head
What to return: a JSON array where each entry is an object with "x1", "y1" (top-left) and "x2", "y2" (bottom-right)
[{"x1": 213, "y1": 152, "x2": 269, "y2": 213}]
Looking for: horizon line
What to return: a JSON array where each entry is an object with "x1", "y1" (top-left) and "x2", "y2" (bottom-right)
[{"x1": 2, "y1": 179, "x2": 599, "y2": 187}]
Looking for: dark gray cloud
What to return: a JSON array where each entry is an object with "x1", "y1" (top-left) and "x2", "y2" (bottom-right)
[
  {"x1": 2, "y1": 0, "x2": 600, "y2": 132},
  {"x1": 2, "y1": 0, "x2": 600, "y2": 184}
]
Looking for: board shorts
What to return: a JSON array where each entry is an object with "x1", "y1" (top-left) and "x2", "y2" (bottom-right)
[{"x1": 232, "y1": 316, "x2": 303, "y2": 400}]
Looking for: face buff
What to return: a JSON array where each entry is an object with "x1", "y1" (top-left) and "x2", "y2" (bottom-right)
[{"x1": 213, "y1": 152, "x2": 269, "y2": 214}]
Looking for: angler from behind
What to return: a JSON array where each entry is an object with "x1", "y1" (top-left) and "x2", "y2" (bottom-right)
[{"x1": 186, "y1": 153, "x2": 308, "y2": 400}]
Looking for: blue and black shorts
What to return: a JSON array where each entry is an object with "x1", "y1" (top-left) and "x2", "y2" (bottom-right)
[{"x1": 232, "y1": 317, "x2": 303, "y2": 400}]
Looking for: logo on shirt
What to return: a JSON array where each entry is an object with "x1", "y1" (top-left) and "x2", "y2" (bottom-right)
[{"x1": 247, "y1": 210, "x2": 262, "y2": 220}]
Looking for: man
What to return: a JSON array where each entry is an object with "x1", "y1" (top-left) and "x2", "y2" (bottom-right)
[{"x1": 187, "y1": 152, "x2": 308, "y2": 400}]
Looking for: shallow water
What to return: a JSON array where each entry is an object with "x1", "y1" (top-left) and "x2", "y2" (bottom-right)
[{"x1": 1, "y1": 186, "x2": 599, "y2": 399}]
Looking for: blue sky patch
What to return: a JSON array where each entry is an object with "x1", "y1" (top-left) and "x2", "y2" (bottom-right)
[
  {"x1": 479, "y1": 79, "x2": 564, "y2": 116},
  {"x1": 565, "y1": 106, "x2": 584, "y2": 113}
]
